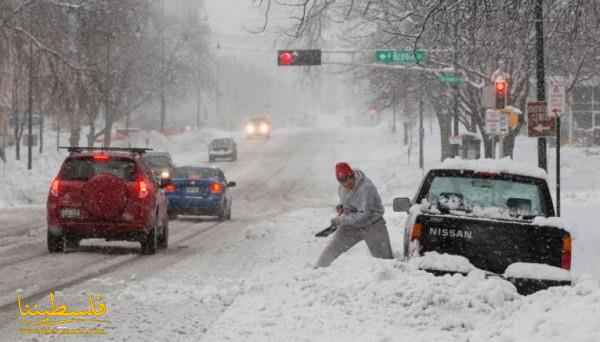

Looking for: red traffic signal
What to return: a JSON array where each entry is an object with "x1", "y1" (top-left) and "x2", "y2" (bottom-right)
[
  {"x1": 495, "y1": 80, "x2": 508, "y2": 109},
  {"x1": 495, "y1": 80, "x2": 506, "y2": 94},
  {"x1": 278, "y1": 51, "x2": 295, "y2": 65},
  {"x1": 277, "y1": 49, "x2": 322, "y2": 66}
]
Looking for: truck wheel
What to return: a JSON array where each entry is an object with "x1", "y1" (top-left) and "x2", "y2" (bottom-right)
[
  {"x1": 141, "y1": 224, "x2": 158, "y2": 255},
  {"x1": 208, "y1": 156, "x2": 214, "y2": 163},
  {"x1": 47, "y1": 231, "x2": 65, "y2": 253},
  {"x1": 168, "y1": 212, "x2": 178, "y2": 220}
]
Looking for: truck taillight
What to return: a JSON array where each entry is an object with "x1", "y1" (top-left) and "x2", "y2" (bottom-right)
[
  {"x1": 165, "y1": 184, "x2": 176, "y2": 193},
  {"x1": 411, "y1": 223, "x2": 424, "y2": 241},
  {"x1": 137, "y1": 179, "x2": 149, "y2": 199},
  {"x1": 561, "y1": 234, "x2": 572, "y2": 270},
  {"x1": 50, "y1": 178, "x2": 60, "y2": 197}
]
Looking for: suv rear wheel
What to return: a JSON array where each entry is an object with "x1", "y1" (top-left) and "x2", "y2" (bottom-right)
[
  {"x1": 47, "y1": 231, "x2": 65, "y2": 253},
  {"x1": 141, "y1": 224, "x2": 158, "y2": 255},
  {"x1": 66, "y1": 236, "x2": 80, "y2": 249},
  {"x1": 158, "y1": 222, "x2": 169, "y2": 249}
]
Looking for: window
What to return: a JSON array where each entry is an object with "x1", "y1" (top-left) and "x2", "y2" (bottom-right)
[
  {"x1": 61, "y1": 158, "x2": 137, "y2": 181},
  {"x1": 174, "y1": 167, "x2": 221, "y2": 180},
  {"x1": 573, "y1": 86, "x2": 593, "y2": 111},
  {"x1": 426, "y1": 176, "x2": 546, "y2": 217},
  {"x1": 574, "y1": 112, "x2": 594, "y2": 129}
]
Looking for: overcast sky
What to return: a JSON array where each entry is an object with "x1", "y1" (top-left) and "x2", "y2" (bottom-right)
[{"x1": 205, "y1": 1, "x2": 269, "y2": 36}]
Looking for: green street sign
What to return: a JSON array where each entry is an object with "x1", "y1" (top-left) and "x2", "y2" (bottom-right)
[
  {"x1": 439, "y1": 73, "x2": 463, "y2": 84},
  {"x1": 375, "y1": 50, "x2": 426, "y2": 64}
]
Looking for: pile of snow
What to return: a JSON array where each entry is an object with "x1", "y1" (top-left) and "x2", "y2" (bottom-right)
[
  {"x1": 504, "y1": 262, "x2": 572, "y2": 282},
  {"x1": 441, "y1": 157, "x2": 548, "y2": 179},
  {"x1": 408, "y1": 251, "x2": 476, "y2": 274}
]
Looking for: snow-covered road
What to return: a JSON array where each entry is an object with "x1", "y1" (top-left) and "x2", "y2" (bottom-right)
[{"x1": 0, "y1": 125, "x2": 598, "y2": 341}]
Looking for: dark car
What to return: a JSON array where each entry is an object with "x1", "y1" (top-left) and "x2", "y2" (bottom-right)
[
  {"x1": 47, "y1": 147, "x2": 170, "y2": 255},
  {"x1": 245, "y1": 116, "x2": 271, "y2": 139},
  {"x1": 165, "y1": 166, "x2": 236, "y2": 221},
  {"x1": 142, "y1": 151, "x2": 175, "y2": 180},
  {"x1": 208, "y1": 138, "x2": 237, "y2": 162},
  {"x1": 393, "y1": 161, "x2": 572, "y2": 295}
]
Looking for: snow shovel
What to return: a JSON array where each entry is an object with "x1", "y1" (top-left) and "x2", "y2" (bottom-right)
[{"x1": 315, "y1": 224, "x2": 337, "y2": 238}]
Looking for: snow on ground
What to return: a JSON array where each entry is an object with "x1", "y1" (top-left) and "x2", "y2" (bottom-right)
[
  {"x1": 2, "y1": 122, "x2": 600, "y2": 341},
  {"x1": 11, "y1": 207, "x2": 599, "y2": 342}
]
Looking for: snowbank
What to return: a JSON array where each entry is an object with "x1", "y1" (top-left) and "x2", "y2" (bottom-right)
[
  {"x1": 504, "y1": 262, "x2": 572, "y2": 282},
  {"x1": 408, "y1": 251, "x2": 476, "y2": 274}
]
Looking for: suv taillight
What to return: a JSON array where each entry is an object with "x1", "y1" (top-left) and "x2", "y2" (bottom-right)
[
  {"x1": 137, "y1": 179, "x2": 149, "y2": 199},
  {"x1": 561, "y1": 234, "x2": 572, "y2": 270},
  {"x1": 50, "y1": 178, "x2": 60, "y2": 197}
]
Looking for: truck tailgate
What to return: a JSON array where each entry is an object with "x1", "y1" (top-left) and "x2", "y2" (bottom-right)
[{"x1": 417, "y1": 214, "x2": 569, "y2": 274}]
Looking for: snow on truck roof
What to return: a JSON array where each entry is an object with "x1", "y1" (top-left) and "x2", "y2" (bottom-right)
[{"x1": 438, "y1": 157, "x2": 548, "y2": 180}]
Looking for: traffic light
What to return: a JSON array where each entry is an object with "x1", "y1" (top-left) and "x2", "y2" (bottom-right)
[
  {"x1": 277, "y1": 49, "x2": 322, "y2": 66},
  {"x1": 495, "y1": 80, "x2": 508, "y2": 109}
]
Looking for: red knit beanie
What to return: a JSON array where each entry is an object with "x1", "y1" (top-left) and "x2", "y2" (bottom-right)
[{"x1": 335, "y1": 162, "x2": 353, "y2": 182}]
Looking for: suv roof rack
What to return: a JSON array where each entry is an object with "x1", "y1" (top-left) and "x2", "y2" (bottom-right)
[{"x1": 59, "y1": 146, "x2": 153, "y2": 155}]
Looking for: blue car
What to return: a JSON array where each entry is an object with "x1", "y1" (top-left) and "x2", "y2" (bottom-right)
[{"x1": 165, "y1": 166, "x2": 236, "y2": 221}]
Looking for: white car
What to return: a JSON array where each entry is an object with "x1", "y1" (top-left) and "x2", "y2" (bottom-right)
[{"x1": 208, "y1": 138, "x2": 237, "y2": 162}]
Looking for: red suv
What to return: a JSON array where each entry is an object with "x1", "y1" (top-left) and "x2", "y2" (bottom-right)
[{"x1": 47, "y1": 147, "x2": 170, "y2": 255}]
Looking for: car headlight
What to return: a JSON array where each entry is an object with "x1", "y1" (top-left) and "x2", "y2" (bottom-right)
[
  {"x1": 246, "y1": 124, "x2": 255, "y2": 134},
  {"x1": 160, "y1": 170, "x2": 170, "y2": 179},
  {"x1": 259, "y1": 123, "x2": 270, "y2": 134}
]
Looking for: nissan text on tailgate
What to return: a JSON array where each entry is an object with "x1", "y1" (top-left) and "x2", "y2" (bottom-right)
[{"x1": 393, "y1": 159, "x2": 572, "y2": 295}]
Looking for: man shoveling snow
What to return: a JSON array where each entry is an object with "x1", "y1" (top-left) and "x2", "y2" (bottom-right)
[{"x1": 316, "y1": 162, "x2": 394, "y2": 267}]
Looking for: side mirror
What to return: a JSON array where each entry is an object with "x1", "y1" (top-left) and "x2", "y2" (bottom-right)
[
  {"x1": 227, "y1": 181, "x2": 236, "y2": 188},
  {"x1": 393, "y1": 197, "x2": 411, "y2": 212}
]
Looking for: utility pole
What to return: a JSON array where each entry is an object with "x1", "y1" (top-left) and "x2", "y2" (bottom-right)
[
  {"x1": 159, "y1": 0, "x2": 166, "y2": 132},
  {"x1": 556, "y1": 112, "x2": 561, "y2": 216},
  {"x1": 27, "y1": 7, "x2": 34, "y2": 170},
  {"x1": 392, "y1": 85, "x2": 397, "y2": 133},
  {"x1": 419, "y1": 82, "x2": 424, "y2": 170},
  {"x1": 215, "y1": 43, "x2": 220, "y2": 128},
  {"x1": 104, "y1": 33, "x2": 111, "y2": 147},
  {"x1": 38, "y1": 53, "x2": 43, "y2": 154},
  {"x1": 535, "y1": 0, "x2": 547, "y2": 171},
  {"x1": 452, "y1": 21, "x2": 460, "y2": 157}
]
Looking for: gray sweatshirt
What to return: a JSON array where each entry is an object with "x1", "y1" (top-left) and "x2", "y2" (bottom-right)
[{"x1": 337, "y1": 169, "x2": 385, "y2": 228}]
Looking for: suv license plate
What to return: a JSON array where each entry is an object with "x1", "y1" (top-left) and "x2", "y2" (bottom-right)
[
  {"x1": 61, "y1": 208, "x2": 80, "y2": 219},
  {"x1": 186, "y1": 187, "x2": 200, "y2": 193}
]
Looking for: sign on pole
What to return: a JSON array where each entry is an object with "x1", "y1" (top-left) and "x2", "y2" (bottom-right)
[
  {"x1": 527, "y1": 101, "x2": 555, "y2": 137},
  {"x1": 547, "y1": 77, "x2": 565, "y2": 116},
  {"x1": 375, "y1": 50, "x2": 426, "y2": 64},
  {"x1": 439, "y1": 73, "x2": 464, "y2": 85},
  {"x1": 485, "y1": 109, "x2": 508, "y2": 135}
]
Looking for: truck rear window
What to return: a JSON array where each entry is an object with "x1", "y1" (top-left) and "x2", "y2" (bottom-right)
[
  {"x1": 60, "y1": 157, "x2": 137, "y2": 182},
  {"x1": 426, "y1": 176, "x2": 547, "y2": 218}
]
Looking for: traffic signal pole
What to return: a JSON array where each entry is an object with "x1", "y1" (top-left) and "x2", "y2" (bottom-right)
[{"x1": 535, "y1": 0, "x2": 547, "y2": 171}]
